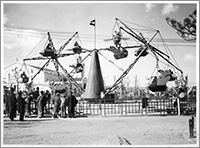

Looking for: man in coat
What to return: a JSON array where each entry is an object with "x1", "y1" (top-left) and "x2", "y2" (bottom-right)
[
  {"x1": 66, "y1": 91, "x2": 78, "y2": 118},
  {"x1": 18, "y1": 90, "x2": 26, "y2": 121},
  {"x1": 8, "y1": 87, "x2": 17, "y2": 121},
  {"x1": 33, "y1": 87, "x2": 40, "y2": 114}
]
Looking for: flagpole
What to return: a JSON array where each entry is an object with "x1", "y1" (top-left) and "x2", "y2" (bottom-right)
[
  {"x1": 94, "y1": 19, "x2": 96, "y2": 49},
  {"x1": 89, "y1": 19, "x2": 96, "y2": 50}
]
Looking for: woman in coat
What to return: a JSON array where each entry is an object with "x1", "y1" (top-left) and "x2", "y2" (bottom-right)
[
  {"x1": 60, "y1": 94, "x2": 67, "y2": 118},
  {"x1": 37, "y1": 91, "x2": 45, "y2": 118},
  {"x1": 8, "y1": 87, "x2": 17, "y2": 121},
  {"x1": 52, "y1": 93, "x2": 61, "y2": 118}
]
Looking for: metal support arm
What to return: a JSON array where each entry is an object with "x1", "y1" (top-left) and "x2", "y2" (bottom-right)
[
  {"x1": 105, "y1": 45, "x2": 148, "y2": 95},
  {"x1": 57, "y1": 31, "x2": 78, "y2": 54},
  {"x1": 55, "y1": 58, "x2": 84, "y2": 93}
]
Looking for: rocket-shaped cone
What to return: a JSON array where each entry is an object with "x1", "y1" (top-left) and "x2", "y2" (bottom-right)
[{"x1": 84, "y1": 50, "x2": 104, "y2": 99}]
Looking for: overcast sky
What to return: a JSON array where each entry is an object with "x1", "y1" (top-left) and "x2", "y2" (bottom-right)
[{"x1": 2, "y1": 1, "x2": 197, "y2": 87}]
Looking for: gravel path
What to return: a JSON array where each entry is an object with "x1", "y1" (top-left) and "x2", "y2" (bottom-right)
[{"x1": 3, "y1": 114, "x2": 197, "y2": 146}]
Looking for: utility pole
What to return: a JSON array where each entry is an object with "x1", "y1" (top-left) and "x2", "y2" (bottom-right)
[{"x1": 134, "y1": 76, "x2": 138, "y2": 96}]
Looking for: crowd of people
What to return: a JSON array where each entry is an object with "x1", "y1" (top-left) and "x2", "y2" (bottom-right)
[{"x1": 5, "y1": 86, "x2": 78, "y2": 121}]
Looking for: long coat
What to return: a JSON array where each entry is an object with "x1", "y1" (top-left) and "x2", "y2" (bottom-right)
[
  {"x1": 18, "y1": 92, "x2": 26, "y2": 121},
  {"x1": 52, "y1": 96, "x2": 61, "y2": 113},
  {"x1": 66, "y1": 95, "x2": 78, "y2": 118},
  {"x1": 37, "y1": 94, "x2": 45, "y2": 117},
  {"x1": 8, "y1": 91, "x2": 17, "y2": 120}
]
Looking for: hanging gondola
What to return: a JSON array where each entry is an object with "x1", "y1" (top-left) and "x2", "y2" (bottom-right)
[
  {"x1": 148, "y1": 69, "x2": 177, "y2": 92},
  {"x1": 40, "y1": 42, "x2": 56, "y2": 57},
  {"x1": 158, "y1": 69, "x2": 177, "y2": 81},
  {"x1": 72, "y1": 41, "x2": 82, "y2": 54},
  {"x1": 69, "y1": 55, "x2": 84, "y2": 73},
  {"x1": 134, "y1": 45, "x2": 149, "y2": 57},
  {"x1": 20, "y1": 71, "x2": 29, "y2": 83},
  {"x1": 112, "y1": 46, "x2": 128, "y2": 59},
  {"x1": 104, "y1": 30, "x2": 130, "y2": 60},
  {"x1": 148, "y1": 76, "x2": 167, "y2": 92}
]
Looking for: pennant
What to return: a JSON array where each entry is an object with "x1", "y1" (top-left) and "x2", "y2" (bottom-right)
[{"x1": 89, "y1": 19, "x2": 95, "y2": 26}]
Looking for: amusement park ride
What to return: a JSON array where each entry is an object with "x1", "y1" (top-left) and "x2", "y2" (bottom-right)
[
  {"x1": 21, "y1": 18, "x2": 186, "y2": 99},
  {"x1": 23, "y1": 31, "x2": 86, "y2": 93}
]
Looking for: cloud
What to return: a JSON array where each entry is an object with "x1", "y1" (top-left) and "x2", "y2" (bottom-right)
[
  {"x1": 4, "y1": 14, "x2": 9, "y2": 25},
  {"x1": 184, "y1": 53, "x2": 195, "y2": 62},
  {"x1": 145, "y1": 3, "x2": 156, "y2": 13},
  {"x1": 4, "y1": 28, "x2": 44, "y2": 60},
  {"x1": 162, "y1": 4, "x2": 179, "y2": 16}
]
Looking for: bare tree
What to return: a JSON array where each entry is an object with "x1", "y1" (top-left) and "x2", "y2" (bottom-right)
[{"x1": 166, "y1": 10, "x2": 196, "y2": 41}]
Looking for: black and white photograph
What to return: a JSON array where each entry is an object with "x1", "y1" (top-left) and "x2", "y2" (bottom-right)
[{"x1": 1, "y1": 1, "x2": 198, "y2": 146}]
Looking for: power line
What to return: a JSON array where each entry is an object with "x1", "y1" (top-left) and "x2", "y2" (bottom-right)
[{"x1": 4, "y1": 26, "x2": 196, "y2": 45}]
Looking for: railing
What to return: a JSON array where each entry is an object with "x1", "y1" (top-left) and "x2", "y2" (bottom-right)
[
  {"x1": 75, "y1": 98, "x2": 177, "y2": 116},
  {"x1": 4, "y1": 98, "x2": 195, "y2": 117}
]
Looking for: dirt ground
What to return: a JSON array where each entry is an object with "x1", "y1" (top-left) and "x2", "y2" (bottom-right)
[{"x1": 2, "y1": 114, "x2": 198, "y2": 146}]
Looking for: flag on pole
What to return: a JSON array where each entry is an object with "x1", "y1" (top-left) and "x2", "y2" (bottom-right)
[{"x1": 89, "y1": 19, "x2": 95, "y2": 26}]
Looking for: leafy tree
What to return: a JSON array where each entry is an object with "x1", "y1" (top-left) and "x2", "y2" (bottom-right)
[{"x1": 166, "y1": 10, "x2": 196, "y2": 41}]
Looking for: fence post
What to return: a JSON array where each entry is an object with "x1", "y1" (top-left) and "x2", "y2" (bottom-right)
[
  {"x1": 99, "y1": 98, "x2": 102, "y2": 115},
  {"x1": 189, "y1": 117, "x2": 194, "y2": 138},
  {"x1": 177, "y1": 98, "x2": 181, "y2": 116}
]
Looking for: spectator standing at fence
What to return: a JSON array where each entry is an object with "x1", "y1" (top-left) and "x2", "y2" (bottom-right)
[
  {"x1": 43, "y1": 91, "x2": 47, "y2": 113},
  {"x1": 60, "y1": 94, "x2": 67, "y2": 118},
  {"x1": 44, "y1": 90, "x2": 51, "y2": 113},
  {"x1": 52, "y1": 93, "x2": 61, "y2": 118},
  {"x1": 37, "y1": 91, "x2": 45, "y2": 118},
  {"x1": 8, "y1": 87, "x2": 17, "y2": 121},
  {"x1": 33, "y1": 87, "x2": 40, "y2": 114},
  {"x1": 142, "y1": 95, "x2": 148, "y2": 115},
  {"x1": 18, "y1": 90, "x2": 26, "y2": 121},
  {"x1": 4, "y1": 91, "x2": 9, "y2": 117},
  {"x1": 173, "y1": 99, "x2": 178, "y2": 114},
  {"x1": 25, "y1": 91, "x2": 33, "y2": 117},
  {"x1": 66, "y1": 91, "x2": 78, "y2": 118}
]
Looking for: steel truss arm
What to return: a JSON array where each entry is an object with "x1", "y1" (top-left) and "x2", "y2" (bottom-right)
[
  {"x1": 105, "y1": 19, "x2": 183, "y2": 95},
  {"x1": 118, "y1": 19, "x2": 181, "y2": 73},
  {"x1": 53, "y1": 59, "x2": 60, "y2": 79},
  {"x1": 47, "y1": 32, "x2": 56, "y2": 51},
  {"x1": 69, "y1": 50, "x2": 93, "y2": 75},
  {"x1": 31, "y1": 58, "x2": 51, "y2": 81},
  {"x1": 151, "y1": 48, "x2": 183, "y2": 74},
  {"x1": 55, "y1": 58, "x2": 84, "y2": 93},
  {"x1": 105, "y1": 45, "x2": 147, "y2": 95},
  {"x1": 57, "y1": 31, "x2": 78, "y2": 55},
  {"x1": 116, "y1": 18, "x2": 144, "y2": 43},
  {"x1": 23, "y1": 57, "x2": 49, "y2": 61}
]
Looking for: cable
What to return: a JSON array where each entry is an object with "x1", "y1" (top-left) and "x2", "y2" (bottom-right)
[
  {"x1": 4, "y1": 27, "x2": 196, "y2": 46},
  {"x1": 24, "y1": 34, "x2": 47, "y2": 59},
  {"x1": 98, "y1": 50, "x2": 125, "y2": 73},
  {"x1": 159, "y1": 32, "x2": 182, "y2": 72},
  {"x1": 4, "y1": 61, "x2": 18, "y2": 69},
  {"x1": 117, "y1": 18, "x2": 158, "y2": 32},
  {"x1": 4, "y1": 24, "x2": 75, "y2": 35},
  {"x1": 69, "y1": 50, "x2": 93, "y2": 75}
]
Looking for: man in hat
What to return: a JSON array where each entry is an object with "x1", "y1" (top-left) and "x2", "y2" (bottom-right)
[{"x1": 66, "y1": 91, "x2": 78, "y2": 118}]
